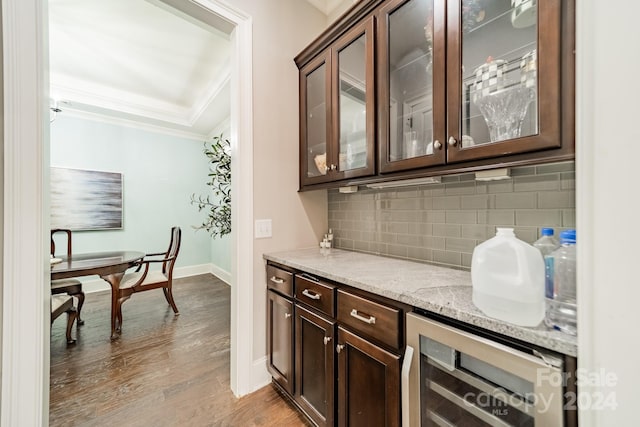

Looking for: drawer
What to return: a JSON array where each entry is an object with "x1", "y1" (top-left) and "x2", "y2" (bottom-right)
[
  {"x1": 337, "y1": 289, "x2": 402, "y2": 350},
  {"x1": 266, "y1": 264, "x2": 293, "y2": 297},
  {"x1": 295, "y1": 273, "x2": 336, "y2": 317}
]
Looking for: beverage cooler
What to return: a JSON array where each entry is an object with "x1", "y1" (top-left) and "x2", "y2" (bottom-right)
[{"x1": 402, "y1": 312, "x2": 572, "y2": 426}]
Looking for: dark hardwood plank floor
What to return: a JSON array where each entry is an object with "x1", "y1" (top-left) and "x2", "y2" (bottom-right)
[{"x1": 50, "y1": 274, "x2": 311, "y2": 427}]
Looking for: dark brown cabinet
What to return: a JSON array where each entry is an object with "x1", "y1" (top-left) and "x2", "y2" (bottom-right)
[
  {"x1": 443, "y1": 0, "x2": 567, "y2": 164},
  {"x1": 299, "y1": 16, "x2": 376, "y2": 187},
  {"x1": 379, "y1": 0, "x2": 568, "y2": 172},
  {"x1": 378, "y1": 0, "x2": 446, "y2": 173},
  {"x1": 296, "y1": 0, "x2": 574, "y2": 190},
  {"x1": 266, "y1": 263, "x2": 407, "y2": 426},
  {"x1": 267, "y1": 289, "x2": 294, "y2": 395},
  {"x1": 295, "y1": 304, "x2": 336, "y2": 426},
  {"x1": 337, "y1": 327, "x2": 400, "y2": 427},
  {"x1": 266, "y1": 265, "x2": 295, "y2": 395}
]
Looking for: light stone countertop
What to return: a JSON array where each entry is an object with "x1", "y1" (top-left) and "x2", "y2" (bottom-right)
[{"x1": 263, "y1": 247, "x2": 577, "y2": 357}]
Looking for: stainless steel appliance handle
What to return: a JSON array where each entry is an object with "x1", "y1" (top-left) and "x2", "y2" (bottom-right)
[
  {"x1": 350, "y1": 309, "x2": 376, "y2": 324},
  {"x1": 401, "y1": 346, "x2": 414, "y2": 427},
  {"x1": 269, "y1": 276, "x2": 284, "y2": 284},
  {"x1": 302, "y1": 289, "x2": 321, "y2": 300}
]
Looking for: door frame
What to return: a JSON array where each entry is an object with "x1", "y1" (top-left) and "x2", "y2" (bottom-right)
[{"x1": 1, "y1": 0, "x2": 254, "y2": 424}]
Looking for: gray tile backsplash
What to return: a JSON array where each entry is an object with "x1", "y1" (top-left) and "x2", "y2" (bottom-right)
[{"x1": 328, "y1": 162, "x2": 576, "y2": 270}]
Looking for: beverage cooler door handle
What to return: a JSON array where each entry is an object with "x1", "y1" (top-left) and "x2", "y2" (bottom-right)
[{"x1": 401, "y1": 345, "x2": 414, "y2": 427}]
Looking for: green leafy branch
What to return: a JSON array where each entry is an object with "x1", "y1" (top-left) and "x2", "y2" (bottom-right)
[{"x1": 191, "y1": 134, "x2": 231, "y2": 238}]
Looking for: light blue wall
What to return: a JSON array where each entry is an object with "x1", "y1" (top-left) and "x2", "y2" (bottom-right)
[{"x1": 50, "y1": 115, "x2": 215, "y2": 270}]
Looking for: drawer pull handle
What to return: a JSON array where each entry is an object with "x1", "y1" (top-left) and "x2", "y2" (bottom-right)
[
  {"x1": 302, "y1": 289, "x2": 321, "y2": 300},
  {"x1": 350, "y1": 309, "x2": 376, "y2": 325},
  {"x1": 323, "y1": 336, "x2": 332, "y2": 345},
  {"x1": 270, "y1": 276, "x2": 284, "y2": 284},
  {"x1": 284, "y1": 312, "x2": 292, "y2": 319},
  {"x1": 336, "y1": 344, "x2": 345, "y2": 353}
]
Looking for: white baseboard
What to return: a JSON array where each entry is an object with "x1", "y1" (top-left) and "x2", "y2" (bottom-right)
[
  {"x1": 252, "y1": 356, "x2": 271, "y2": 392},
  {"x1": 210, "y1": 264, "x2": 231, "y2": 285},
  {"x1": 174, "y1": 263, "x2": 212, "y2": 278},
  {"x1": 78, "y1": 263, "x2": 222, "y2": 294}
]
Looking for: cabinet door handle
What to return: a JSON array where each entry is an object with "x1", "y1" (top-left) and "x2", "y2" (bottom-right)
[
  {"x1": 323, "y1": 336, "x2": 332, "y2": 345},
  {"x1": 448, "y1": 136, "x2": 458, "y2": 147},
  {"x1": 270, "y1": 276, "x2": 284, "y2": 284},
  {"x1": 350, "y1": 309, "x2": 376, "y2": 325},
  {"x1": 302, "y1": 289, "x2": 321, "y2": 300},
  {"x1": 336, "y1": 344, "x2": 345, "y2": 353},
  {"x1": 433, "y1": 140, "x2": 442, "y2": 150},
  {"x1": 284, "y1": 312, "x2": 292, "y2": 319}
]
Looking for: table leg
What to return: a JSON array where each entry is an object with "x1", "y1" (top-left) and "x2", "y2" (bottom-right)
[{"x1": 100, "y1": 272, "x2": 125, "y2": 340}]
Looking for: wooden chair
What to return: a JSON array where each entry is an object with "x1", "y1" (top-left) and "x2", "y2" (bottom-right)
[
  {"x1": 51, "y1": 294, "x2": 77, "y2": 344},
  {"x1": 116, "y1": 227, "x2": 181, "y2": 331},
  {"x1": 51, "y1": 229, "x2": 85, "y2": 325}
]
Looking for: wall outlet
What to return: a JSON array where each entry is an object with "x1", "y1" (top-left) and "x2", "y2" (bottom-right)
[{"x1": 254, "y1": 219, "x2": 272, "y2": 239}]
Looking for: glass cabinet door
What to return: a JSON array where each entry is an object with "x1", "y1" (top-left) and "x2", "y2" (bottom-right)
[
  {"x1": 332, "y1": 16, "x2": 376, "y2": 180},
  {"x1": 300, "y1": 51, "x2": 332, "y2": 186},
  {"x1": 446, "y1": 0, "x2": 562, "y2": 163},
  {"x1": 379, "y1": 0, "x2": 446, "y2": 173}
]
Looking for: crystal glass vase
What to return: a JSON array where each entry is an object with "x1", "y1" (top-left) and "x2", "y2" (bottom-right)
[{"x1": 472, "y1": 85, "x2": 536, "y2": 142}]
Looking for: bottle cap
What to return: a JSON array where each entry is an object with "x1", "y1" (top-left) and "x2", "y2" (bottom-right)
[
  {"x1": 541, "y1": 227, "x2": 554, "y2": 236},
  {"x1": 560, "y1": 229, "x2": 576, "y2": 244}
]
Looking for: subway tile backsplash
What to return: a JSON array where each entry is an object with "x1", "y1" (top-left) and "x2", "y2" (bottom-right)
[{"x1": 328, "y1": 162, "x2": 576, "y2": 270}]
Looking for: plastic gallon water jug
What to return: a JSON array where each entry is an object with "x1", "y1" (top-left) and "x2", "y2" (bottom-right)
[{"x1": 471, "y1": 228, "x2": 545, "y2": 327}]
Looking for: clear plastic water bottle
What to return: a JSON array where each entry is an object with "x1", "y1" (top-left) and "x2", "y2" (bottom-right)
[
  {"x1": 533, "y1": 228, "x2": 560, "y2": 317},
  {"x1": 546, "y1": 229, "x2": 577, "y2": 335},
  {"x1": 533, "y1": 228, "x2": 560, "y2": 256}
]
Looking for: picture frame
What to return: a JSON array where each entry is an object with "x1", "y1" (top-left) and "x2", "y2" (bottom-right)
[{"x1": 50, "y1": 167, "x2": 123, "y2": 231}]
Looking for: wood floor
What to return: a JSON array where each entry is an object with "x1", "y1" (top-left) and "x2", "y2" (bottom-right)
[{"x1": 50, "y1": 274, "x2": 311, "y2": 426}]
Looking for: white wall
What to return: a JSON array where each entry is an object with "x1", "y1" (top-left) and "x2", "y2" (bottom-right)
[
  {"x1": 0, "y1": 0, "x2": 4, "y2": 394},
  {"x1": 222, "y1": 0, "x2": 329, "y2": 364},
  {"x1": 50, "y1": 115, "x2": 213, "y2": 272},
  {"x1": 327, "y1": 0, "x2": 358, "y2": 24},
  {"x1": 576, "y1": 1, "x2": 640, "y2": 425}
]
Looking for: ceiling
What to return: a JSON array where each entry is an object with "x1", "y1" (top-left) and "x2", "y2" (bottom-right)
[
  {"x1": 305, "y1": 0, "x2": 353, "y2": 16},
  {"x1": 49, "y1": 0, "x2": 232, "y2": 139},
  {"x1": 49, "y1": 0, "x2": 351, "y2": 139}
]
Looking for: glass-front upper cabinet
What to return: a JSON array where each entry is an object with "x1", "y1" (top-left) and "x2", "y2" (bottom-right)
[
  {"x1": 379, "y1": 0, "x2": 446, "y2": 173},
  {"x1": 446, "y1": 0, "x2": 562, "y2": 163},
  {"x1": 299, "y1": 17, "x2": 375, "y2": 187},
  {"x1": 300, "y1": 51, "x2": 331, "y2": 186}
]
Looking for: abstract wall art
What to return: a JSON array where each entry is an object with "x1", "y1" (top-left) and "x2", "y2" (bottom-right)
[{"x1": 50, "y1": 167, "x2": 123, "y2": 230}]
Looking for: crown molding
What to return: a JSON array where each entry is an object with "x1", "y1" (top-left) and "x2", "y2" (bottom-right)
[
  {"x1": 51, "y1": 73, "x2": 192, "y2": 125},
  {"x1": 187, "y1": 64, "x2": 231, "y2": 124},
  {"x1": 57, "y1": 107, "x2": 209, "y2": 141}
]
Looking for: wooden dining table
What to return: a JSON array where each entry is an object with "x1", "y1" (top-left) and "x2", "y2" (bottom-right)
[{"x1": 51, "y1": 250, "x2": 145, "y2": 339}]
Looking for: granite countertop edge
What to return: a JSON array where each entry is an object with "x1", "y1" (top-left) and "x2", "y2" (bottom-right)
[{"x1": 264, "y1": 248, "x2": 577, "y2": 358}]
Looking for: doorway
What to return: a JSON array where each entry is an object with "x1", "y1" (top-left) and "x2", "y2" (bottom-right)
[{"x1": 1, "y1": 0, "x2": 254, "y2": 424}]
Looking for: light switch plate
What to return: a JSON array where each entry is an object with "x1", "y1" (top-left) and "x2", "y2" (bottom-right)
[{"x1": 254, "y1": 219, "x2": 272, "y2": 239}]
